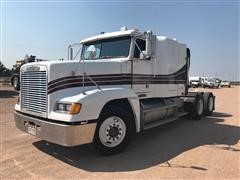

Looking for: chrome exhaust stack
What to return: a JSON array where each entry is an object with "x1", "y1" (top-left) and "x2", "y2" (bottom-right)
[{"x1": 68, "y1": 45, "x2": 73, "y2": 60}]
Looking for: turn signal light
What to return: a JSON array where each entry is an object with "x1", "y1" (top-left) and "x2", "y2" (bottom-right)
[{"x1": 69, "y1": 103, "x2": 81, "y2": 114}]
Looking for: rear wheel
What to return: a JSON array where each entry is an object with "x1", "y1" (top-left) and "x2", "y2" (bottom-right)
[
  {"x1": 93, "y1": 105, "x2": 133, "y2": 155},
  {"x1": 190, "y1": 94, "x2": 204, "y2": 120},
  {"x1": 204, "y1": 93, "x2": 214, "y2": 115}
]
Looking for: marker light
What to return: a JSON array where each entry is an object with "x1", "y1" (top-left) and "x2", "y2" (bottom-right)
[{"x1": 69, "y1": 103, "x2": 81, "y2": 114}]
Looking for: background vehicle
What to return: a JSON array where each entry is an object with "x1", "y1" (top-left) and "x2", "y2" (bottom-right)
[
  {"x1": 189, "y1": 76, "x2": 201, "y2": 87},
  {"x1": 15, "y1": 27, "x2": 215, "y2": 155},
  {"x1": 221, "y1": 80, "x2": 231, "y2": 88},
  {"x1": 205, "y1": 78, "x2": 221, "y2": 88},
  {"x1": 200, "y1": 77, "x2": 208, "y2": 87},
  {"x1": 11, "y1": 55, "x2": 46, "y2": 90}
]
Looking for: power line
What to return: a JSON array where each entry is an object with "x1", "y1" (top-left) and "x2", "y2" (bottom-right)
[{"x1": 1, "y1": 43, "x2": 66, "y2": 52}]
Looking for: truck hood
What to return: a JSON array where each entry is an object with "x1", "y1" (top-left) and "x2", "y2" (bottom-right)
[
  {"x1": 22, "y1": 59, "x2": 122, "y2": 80},
  {"x1": 21, "y1": 59, "x2": 124, "y2": 94}
]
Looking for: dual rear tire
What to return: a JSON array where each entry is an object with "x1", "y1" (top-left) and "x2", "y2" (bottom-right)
[
  {"x1": 203, "y1": 93, "x2": 214, "y2": 116},
  {"x1": 191, "y1": 94, "x2": 204, "y2": 120},
  {"x1": 185, "y1": 93, "x2": 214, "y2": 120}
]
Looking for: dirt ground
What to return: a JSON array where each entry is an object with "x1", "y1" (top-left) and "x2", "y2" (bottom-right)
[{"x1": 0, "y1": 85, "x2": 239, "y2": 179}]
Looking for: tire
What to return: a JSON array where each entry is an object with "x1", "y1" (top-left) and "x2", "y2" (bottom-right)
[
  {"x1": 13, "y1": 76, "x2": 20, "y2": 91},
  {"x1": 204, "y1": 93, "x2": 214, "y2": 116},
  {"x1": 93, "y1": 105, "x2": 134, "y2": 155},
  {"x1": 189, "y1": 94, "x2": 204, "y2": 120}
]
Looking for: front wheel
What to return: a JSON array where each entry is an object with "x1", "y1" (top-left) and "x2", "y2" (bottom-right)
[{"x1": 93, "y1": 105, "x2": 133, "y2": 155}]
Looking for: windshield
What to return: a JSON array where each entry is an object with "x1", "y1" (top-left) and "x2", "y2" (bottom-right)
[{"x1": 81, "y1": 36, "x2": 131, "y2": 60}]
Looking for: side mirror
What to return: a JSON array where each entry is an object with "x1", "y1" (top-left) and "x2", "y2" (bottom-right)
[
  {"x1": 86, "y1": 45, "x2": 97, "y2": 59},
  {"x1": 140, "y1": 51, "x2": 151, "y2": 60},
  {"x1": 145, "y1": 31, "x2": 152, "y2": 57}
]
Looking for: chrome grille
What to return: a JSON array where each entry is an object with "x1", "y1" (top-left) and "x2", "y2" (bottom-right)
[{"x1": 21, "y1": 70, "x2": 47, "y2": 116}]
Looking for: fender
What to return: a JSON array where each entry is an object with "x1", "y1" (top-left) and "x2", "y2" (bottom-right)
[{"x1": 54, "y1": 87, "x2": 141, "y2": 132}]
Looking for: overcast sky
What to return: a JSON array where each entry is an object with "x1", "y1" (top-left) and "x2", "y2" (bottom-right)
[{"x1": 0, "y1": 1, "x2": 239, "y2": 80}]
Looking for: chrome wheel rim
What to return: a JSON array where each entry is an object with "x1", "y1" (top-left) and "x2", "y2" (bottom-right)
[{"x1": 99, "y1": 116, "x2": 126, "y2": 147}]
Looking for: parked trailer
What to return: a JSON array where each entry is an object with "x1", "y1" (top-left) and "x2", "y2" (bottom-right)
[{"x1": 14, "y1": 27, "x2": 215, "y2": 155}]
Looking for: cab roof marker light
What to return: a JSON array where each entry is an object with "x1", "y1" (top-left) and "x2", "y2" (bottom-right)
[{"x1": 120, "y1": 26, "x2": 127, "y2": 31}]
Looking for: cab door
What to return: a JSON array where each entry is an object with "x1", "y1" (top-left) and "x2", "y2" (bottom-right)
[{"x1": 131, "y1": 39, "x2": 152, "y2": 96}]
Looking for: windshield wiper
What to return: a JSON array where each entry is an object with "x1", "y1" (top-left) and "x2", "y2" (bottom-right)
[
  {"x1": 100, "y1": 56, "x2": 113, "y2": 59},
  {"x1": 100, "y1": 55, "x2": 126, "y2": 59}
]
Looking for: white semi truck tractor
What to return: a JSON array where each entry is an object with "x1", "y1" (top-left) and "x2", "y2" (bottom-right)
[{"x1": 14, "y1": 28, "x2": 215, "y2": 155}]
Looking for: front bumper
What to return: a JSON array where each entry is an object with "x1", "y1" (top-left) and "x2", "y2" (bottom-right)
[{"x1": 14, "y1": 111, "x2": 97, "y2": 146}]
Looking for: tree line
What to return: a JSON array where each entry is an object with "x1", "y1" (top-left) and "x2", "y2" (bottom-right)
[{"x1": 0, "y1": 61, "x2": 12, "y2": 76}]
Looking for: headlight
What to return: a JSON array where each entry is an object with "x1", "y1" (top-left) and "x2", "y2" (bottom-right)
[
  {"x1": 66, "y1": 104, "x2": 72, "y2": 111},
  {"x1": 55, "y1": 102, "x2": 81, "y2": 114},
  {"x1": 57, "y1": 103, "x2": 65, "y2": 111}
]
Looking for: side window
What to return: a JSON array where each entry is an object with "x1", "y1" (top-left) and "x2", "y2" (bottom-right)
[{"x1": 134, "y1": 39, "x2": 146, "y2": 58}]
